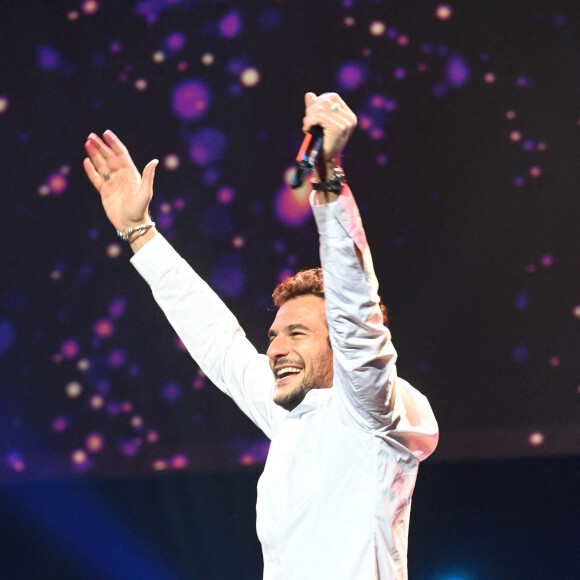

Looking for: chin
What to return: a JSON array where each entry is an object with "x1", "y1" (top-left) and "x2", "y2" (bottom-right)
[{"x1": 274, "y1": 384, "x2": 306, "y2": 412}]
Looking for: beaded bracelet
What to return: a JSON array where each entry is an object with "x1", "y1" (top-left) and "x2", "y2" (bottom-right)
[
  {"x1": 117, "y1": 218, "x2": 156, "y2": 243},
  {"x1": 311, "y1": 166, "x2": 347, "y2": 193}
]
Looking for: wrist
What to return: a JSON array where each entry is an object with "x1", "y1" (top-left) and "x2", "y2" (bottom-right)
[
  {"x1": 311, "y1": 166, "x2": 346, "y2": 193},
  {"x1": 129, "y1": 226, "x2": 157, "y2": 253},
  {"x1": 116, "y1": 217, "x2": 156, "y2": 249},
  {"x1": 314, "y1": 159, "x2": 339, "y2": 181},
  {"x1": 310, "y1": 166, "x2": 346, "y2": 205}
]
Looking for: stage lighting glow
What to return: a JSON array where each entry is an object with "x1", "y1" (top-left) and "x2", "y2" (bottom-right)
[
  {"x1": 171, "y1": 80, "x2": 211, "y2": 120},
  {"x1": 436, "y1": 5, "x2": 454, "y2": 21},
  {"x1": 446, "y1": 54, "x2": 471, "y2": 87},
  {"x1": 369, "y1": 21, "x2": 386, "y2": 36},
  {"x1": 337, "y1": 62, "x2": 366, "y2": 91},
  {"x1": 189, "y1": 127, "x2": 227, "y2": 165},
  {"x1": 219, "y1": 10, "x2": 242, "y2": 38},
  {"x1": 0, "y1": 95, "x2": 8, "y2": 114}
]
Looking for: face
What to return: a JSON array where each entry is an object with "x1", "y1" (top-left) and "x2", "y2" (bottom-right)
[{"x1": 267, "y1": 294, "x2": 334, "y2": 411}]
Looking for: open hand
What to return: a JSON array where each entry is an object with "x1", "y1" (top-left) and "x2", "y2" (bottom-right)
[{"x1": 83, "y1": 130, "x2": 158, "y2": 233}]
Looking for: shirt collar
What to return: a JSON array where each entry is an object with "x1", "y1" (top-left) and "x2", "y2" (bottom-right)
[{"x1": 288, "y1": 388, "x2": 332, "y2": 418}]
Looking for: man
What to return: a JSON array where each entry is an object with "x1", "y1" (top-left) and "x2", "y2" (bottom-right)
[{"x1": 83, "y1": 92, "x2": 438, "y2": 579}]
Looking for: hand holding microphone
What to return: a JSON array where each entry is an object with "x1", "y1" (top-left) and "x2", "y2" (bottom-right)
[
  {"x1": 291, "y1": 125, "x2": 324, "y2": 188},
  {"x1": 291, "y1": 93, "x2": 357, "y2": 189}
]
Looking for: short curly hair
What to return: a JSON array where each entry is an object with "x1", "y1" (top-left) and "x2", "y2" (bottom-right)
[{"x1": 272, "y1": 267, "x2": 388, "y2": 326}]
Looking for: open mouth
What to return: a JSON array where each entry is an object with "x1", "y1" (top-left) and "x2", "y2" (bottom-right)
[{"x1": 275, "y1": 367, "x2": 302, "y2": 381}]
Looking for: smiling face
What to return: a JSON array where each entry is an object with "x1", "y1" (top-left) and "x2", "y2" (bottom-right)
[{"x1": 267, "y1": 294, "x2": 334, "y2": 411}]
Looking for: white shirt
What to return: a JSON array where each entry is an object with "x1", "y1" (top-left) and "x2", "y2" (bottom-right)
[{"x1": 131, "y1": 187, "x2": 438, "y2": 579}]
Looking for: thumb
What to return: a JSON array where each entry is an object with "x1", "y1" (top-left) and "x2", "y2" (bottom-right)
[
  {"x1": 304, "y1": 92, "x2": 317, "y2": 108},
  {"x1": 141, "y1": 159, "x2": 159, "y2": 195}
]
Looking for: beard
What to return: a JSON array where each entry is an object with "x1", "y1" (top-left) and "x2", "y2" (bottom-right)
[
  {"x1": 272, "y1": 351, "x2": 333, "y2": 411},
  {"x1": 275, "y1": 376, "x2": 310, "y2": 411}
]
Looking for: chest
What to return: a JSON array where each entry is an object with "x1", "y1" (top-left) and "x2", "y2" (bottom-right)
[{"x1": 257, "y1": 411, "x2": 376, "y2": 525}]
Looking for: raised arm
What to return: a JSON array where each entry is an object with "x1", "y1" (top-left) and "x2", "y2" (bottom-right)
[
  {"x1": 305, "y1": 93, "x2": 438, "y2": 458},
  {"x1": 82, "y1": 131, "x2": 286, "y2": 438}
]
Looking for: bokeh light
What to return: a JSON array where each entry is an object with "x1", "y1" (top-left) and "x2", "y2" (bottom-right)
[
  {"x1": 171, "y1": 80, "x2": 211, "y2": 120},
  {"x1": 436, "y1": 4, "x2": 454, "y2": 21}
]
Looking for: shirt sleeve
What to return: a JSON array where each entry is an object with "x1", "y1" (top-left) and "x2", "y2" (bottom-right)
[
  {"x1": 130, "y1": 234, "x2": 287, "y2": 440},
  {"x1": 311, "y1": 187, "x2": 438, "y2": 460}
]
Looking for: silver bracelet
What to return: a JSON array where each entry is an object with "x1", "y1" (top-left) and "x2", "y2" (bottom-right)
[{"x1": 116, "y1": 218, "x2": 156, "y2": 242}]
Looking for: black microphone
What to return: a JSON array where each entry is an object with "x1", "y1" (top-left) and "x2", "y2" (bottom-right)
[{"x1": 291, "y1": 125, "x2": 323, "y2": 189}]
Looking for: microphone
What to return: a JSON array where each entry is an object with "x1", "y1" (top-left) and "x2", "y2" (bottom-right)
[{"x1": 291, "y1": 125, "x2": 323, "y2": 189}]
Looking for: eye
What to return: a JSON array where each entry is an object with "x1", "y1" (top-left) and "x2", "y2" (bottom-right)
[{"x1": 290, "y1": 331, "x2": 304, "y2": 337}]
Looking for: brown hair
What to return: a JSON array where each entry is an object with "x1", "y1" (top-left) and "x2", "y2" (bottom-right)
[{"x1": 272, "y1": 267, "x2": 388, "y2": 326}]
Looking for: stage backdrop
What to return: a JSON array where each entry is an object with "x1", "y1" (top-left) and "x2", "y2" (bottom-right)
[{"x1": 0, "y1": 0, "x2": 578, "y2": 481}]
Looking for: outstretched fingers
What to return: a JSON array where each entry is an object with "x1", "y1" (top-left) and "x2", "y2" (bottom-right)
[
  {"x1": 84, "y1": 133, "x2": 116, "y2": 179},
  {"x1": 102, "y1": 130, "x2": 136, "y2": 169},
  {"x1": 87, "y1": 133, "x2": 116, "y2": 162},
  {"x1": 83, "y1": 156, "x2": 104, "y2": 191}
]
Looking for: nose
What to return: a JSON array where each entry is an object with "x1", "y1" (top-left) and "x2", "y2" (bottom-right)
[{"x1": 267, "y1": 334, "x2": 289, "y2": 361}]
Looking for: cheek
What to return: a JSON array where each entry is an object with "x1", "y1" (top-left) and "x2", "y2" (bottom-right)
[{"x1": 317, "y1": 346, "x2": 334, "y2": 373}]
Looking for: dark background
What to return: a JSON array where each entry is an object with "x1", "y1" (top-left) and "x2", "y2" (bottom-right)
[
  {"x1": 0, "y1": 0, "x2": 578, "y2": 577},
  {"x1": 0, "y1": 457, "x2": 578, "y2": 579}
]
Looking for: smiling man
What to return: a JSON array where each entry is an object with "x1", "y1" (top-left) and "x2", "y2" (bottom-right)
[
  {"x1": 83, "y1": 92, "x2": 438, "y2": 579},
  {"x1": 268, "y1": 289, "x2": 333, "y2": 410}
]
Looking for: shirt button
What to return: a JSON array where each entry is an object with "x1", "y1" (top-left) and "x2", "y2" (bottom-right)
[{"x1": 340, "y1": 212, "x2": 348, "y2": 222}]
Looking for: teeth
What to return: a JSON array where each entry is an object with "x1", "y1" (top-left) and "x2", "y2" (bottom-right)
[{"x1": 276, "y1": 367, "x2": 302, "y2": 378}]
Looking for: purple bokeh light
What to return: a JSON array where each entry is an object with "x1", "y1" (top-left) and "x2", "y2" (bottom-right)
[
  {"x1": 446, "y1": 54, "x2": 471, "y2": 87},
  {"x1": 514, "y1": 292, "x2": 531, "y2": 310},
  {"x1": 107, "y1": 349, "x2": 126, "y2": 368},
  {"x1": 216, "y1": 186, "x2": 235, "y2": 205},
  {"x1": 171, "y1": 80, "x2": 211, "y2": 120},
  {"x1": 94, "y1": 319, "x2": 114, "y2": 339},
  {"x1": 108, "y1": 297, "x2": 127, "y2": 319},
  {"x1": 46, "y1": 172, "x2": 68, "y2": 194},
  {"x1": 189, "y1": 127, "x2": 227, "y2": 165},
  {"x1": 135, "y1": 0, "x2": 171, "y2": 25},
  {"x1": 5, "y1": 452, "x2": 25, "y2": 472},
  {"x1": 393, "y1": 67, "x2": 406, "y2": 80},
  {"x1": 211, "y1": 255, "x2": 247, "y2": 298},
  {"x1": 0, "y1": 320, "x2": 14, "y2": 356},
  {"x1": 513, "y1": 344, "x2": 529, "y2": 363},
  {"x1": 235, "y1": 438, "x2": 270, "y2": 466},
  {"x1": 219, "y1": 10, "x2": 243, "y2": 38},
  {"x1": 337, "y1": 62, "x2": 366, "y2": 91},
  {"x1": 165, "y1": 31, "x2": 186, "y2": 52},
  {"x1": 52, "y1": 416, "x2": 68, "y2": 433},
  {"x1": 119, "y1": 438, "x2": 142, "y2": 457},
  {"x1": 37, "y1": 46, "x2": 62, "y2": 71},
  {"x1": 161, "y1": 381, "x2": 182, "y2": 404},
  {"x1": 61, "y1": 339, "x2": 80, "y2": 360}
]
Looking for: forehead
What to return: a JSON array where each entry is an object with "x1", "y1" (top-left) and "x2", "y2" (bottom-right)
[{"x1": 270, "y1": 295, "x2": 327, "y2": 331}]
